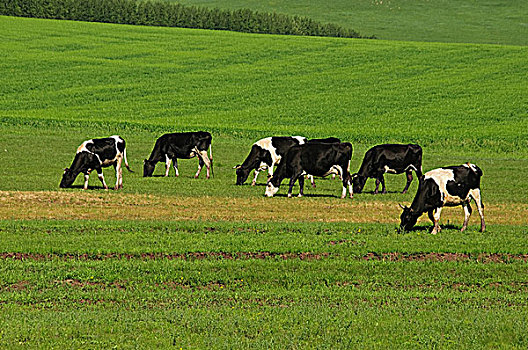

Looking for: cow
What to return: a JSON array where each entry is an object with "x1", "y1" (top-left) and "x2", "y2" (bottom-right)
[
  {"x1": 399, "y1": 163, "x2": 485, "y2": 234},
  {"x1": 265, "y1": 142, "x2": 354, "y2": 199},
  {"x1": 60, "y1": 135, "x2": 132, "y2": 190},
  {"x1": 234, "y1": 136, "x2": 306, "y2": 186},
  {"x1": 352, "y1": 144, "x2": 423, "y2": 194},
  {"x1": 143, "y1": 132, "x2": 213, "y2": 178}
]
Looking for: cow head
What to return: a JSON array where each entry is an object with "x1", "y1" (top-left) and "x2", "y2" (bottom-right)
[
  {"x1": 264, "y1": 178, "x2": 279, "y2": 197},
  {"x1": 59, "y1": 168, "x2": 77, "y2": 188},
  {"x1": 234, "y1": 165, "x2": 249, "y2": 185},
  {"x1": 143, "y1": 159, "x2": 156, "y2": 177},
  {"x1": 399, "y1": 204, "x2": 418, "y2": 231},
  {"x1": 352, "y1": 173, "x2": 367, "y2": 193}
]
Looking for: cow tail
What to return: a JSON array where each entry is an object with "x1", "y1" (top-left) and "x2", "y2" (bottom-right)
[
  {"x1": 124, "y1": 148, "x2": 133, "y2": 172},
  {"x1": 209, "y1": 143, "x2": 214, "y2": 177}
]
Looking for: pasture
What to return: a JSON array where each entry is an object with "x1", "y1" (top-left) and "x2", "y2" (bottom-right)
[
  {"x1": 1, "y1": 15, "x2": 528, "y2": 347},
  {"x1": 175, "y1": 0, "x2": 528, "y2": 45}
]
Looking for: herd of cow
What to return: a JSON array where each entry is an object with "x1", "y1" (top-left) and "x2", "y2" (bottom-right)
[{"x1": 59, "y1": 132, "x2": 486, "y2": 234}]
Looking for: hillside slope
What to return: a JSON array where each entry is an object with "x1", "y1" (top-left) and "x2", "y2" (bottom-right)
[{"x1": 175, "y1": 0, "x2": 528, "y2": 45}]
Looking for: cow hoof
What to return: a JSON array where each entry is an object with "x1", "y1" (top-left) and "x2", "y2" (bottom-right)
[
  {"x1": 311, "y1": 184, "x2": 316, "y2": 189},
  {"x1": 251, "y1": 182, "x2": 256, "y2": 186},
  {"x1": 297, "y1": 194, "x2": 303, "y2": 198},
  {"x1": 287, "y1": 193, "x2": 292, "y2": 198},
  {"x1": 194, "y1": 175, "x2": 199, "y2": 179}
]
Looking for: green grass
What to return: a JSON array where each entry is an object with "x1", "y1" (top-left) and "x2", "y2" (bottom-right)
[
  {"x1": 1, "y1": 221, "x2": 528, "y2": 348},
  {"x1": 174, "y1": 0, "x2": 528, "y2": 45},
  {"x1": 1, "y1": 16, "x2": 528, "y2": 347}
]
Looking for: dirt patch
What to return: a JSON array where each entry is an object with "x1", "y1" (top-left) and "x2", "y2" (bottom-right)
[{"x1": 1, "y1": 190, "x2": 526, "y2": 225}]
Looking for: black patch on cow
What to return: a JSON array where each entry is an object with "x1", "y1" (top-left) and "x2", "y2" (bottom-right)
[{"x1": 443, "y1": 165, "x2": 482, "y2": 199}]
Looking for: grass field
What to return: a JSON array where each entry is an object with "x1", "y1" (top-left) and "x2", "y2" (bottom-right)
[
  {"x1": 174, "y1": 0, "x2": 528, "y2": 45},
  {"x1": 1, "y1": 15, "x2": 528, "y2": 347}
]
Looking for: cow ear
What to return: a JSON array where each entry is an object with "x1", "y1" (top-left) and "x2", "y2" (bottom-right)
[
  {"x1": 398, "y1": 203, "x2": 409, "y2": 210},
  {"x1": 352, "y1": 173, "x2": 358, "y2": 178},
  {"x1": 233, "y1": 165, "x2": 241, "y2": 170},
  {"x1": 143, "y1": 159, "x2": 148, "y2": 164}
]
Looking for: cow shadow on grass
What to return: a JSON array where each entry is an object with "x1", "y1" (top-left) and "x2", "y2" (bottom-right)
[
  {"x1": 68, "y1": 185, "x2": 107, "y2": 190},
  {"x1": 362, "y1": 190, "x2": 401, "y2": 195},
  {"x1": 271, "y1": 193, "x2": 339, "y2": 198},
  {"x1": 401, "y1": 223, "x2": 461, "y2": 234}
]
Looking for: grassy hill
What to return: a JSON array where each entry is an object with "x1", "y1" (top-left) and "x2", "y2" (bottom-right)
[
  {"x1": 1, "y1": 16, "x2": 528, "y2": 348},
  {"x1": 174, "y1": 0, "x2": 528, "y2": 45}
]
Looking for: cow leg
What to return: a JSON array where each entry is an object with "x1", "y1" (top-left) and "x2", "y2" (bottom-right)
[
  {"x1": 195, "y1": 150, "x2": 211, "y2": 179},
  {"x1": 380, "y1": 175, "x2": 387, "y2": 194},
  {"x1": 461, "y1": 202, "x2": 472, "y2": 232},
  {"x1": 308, "y1": 175, "x2": 316, "y2": 188},
  {"x1": 287, "y1": 176, "x2": 298, "y2": 198},
  {"x1": 251, "y1": 169, "x2": 260, "y2": 186},
  {"x1": 195, "y1": 158, "x2": 204, "y2": 178},
  {"x1": 114, "y1": 158, "x2": 123, "y2": 190},
  {"x1": 374, "y1": 178, "x2": 380, "y2": 194},
  {"x1": 431, "y1": 207, "x2": 443, "y2": 234},
  {"x1": 470, "y1": 188, "x2": 486, "y2": 232},
  {"x1": 95, "y1": 169, "x2": 108, "y2": 190},
  {"x1": 172, "y1": 158, "x2": 179, "y2": 177},
  {"x1": 298, "y1": 176, "x2": 305, "y2": 197},
  {"x1": 402, "y1": 170, "x2": 413, "y2": 194},
  {"x1": 83, "y1": 173, "x2": 90, "y2": 190},
  {"x1": 165, "y1": 154, "x2": 171, "y2": 177},
  {"x1": 341, "y1": 176, "x2": 353, "y2": 199},
  {"x1": 118, "y1": 162, "x2": 123, "y2": 189}
]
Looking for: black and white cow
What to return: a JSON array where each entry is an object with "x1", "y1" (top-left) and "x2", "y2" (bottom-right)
[
  {"x1": 60, "y1": 135, "x2": 132, "y2": 190},
  {"x1": 143, "y1": 132, "x2": 212, "y2": 178},
  {"x1": 234, "y1": 136, "x2": 306, "y2": 186},
  {"x1": 399, "y1": 163, "x2": 485, "y2": 234},
  {"x1": 352, "y1": 144, "x2": 423, "y2": 194},
  {"x1": 265, "y1": 142, "x2": 354, "y2": 199}
]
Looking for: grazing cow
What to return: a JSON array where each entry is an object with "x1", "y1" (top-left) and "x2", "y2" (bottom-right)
[
  {"x1": 234, "y1": 136, "x2": 306, "y2": 186},
  {"x1": 265, "y1": 142, "x2": 354, "y2": 199},
  {"x1": 60, "y1": 135, "x2": 132, "y2": 190},
  {"x1": 143, "y1": 132, "x2": 213, "y2": 178},
  {"x1": 399, "y1": 163, "x2": 485, "y2": 234},
  {"x1": 352, "y1": 144, "x2": 423, "y2": 194}
]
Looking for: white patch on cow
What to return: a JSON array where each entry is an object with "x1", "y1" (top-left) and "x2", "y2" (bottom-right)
[
  {"x1": 425, "y1": 168, "x2": 466, "y2": 205},
  {"x1": 265, "y1": 183, "x2": 279, "y2": 197},
  {"x1": 323, "y1": 165, "x2": 342, "y2": 179},
  {"x1": 383, "y1": 165, "x2": 397, "y2": 174},
  {"x1": 463, "y1": 163, "x2": 479, "y2": 173},
  {"x1": 256, "y1": 137, "x2": 281, "y2": 165},
  {"x1": 257, "y1": 162, "x2": 269, "y2": 171},
  {"x1": 405, "y1": 164, "x2": 417, "y2": 172},
  {"x1": 292, "y1": 136, "x2": 307, "y2": 145},
  {"x1": 77, "y1": 140, "x2": 92, "y2": 154}
]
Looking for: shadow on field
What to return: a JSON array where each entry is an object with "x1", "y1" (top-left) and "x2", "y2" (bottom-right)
[
  {"x1": 362, "y1": 190, "x2": 401, "y2": 195},
  {"x1": 271, "y1": 193, "x2": 338, "y2": 198},
  {"x1": 402, "y1": 224, "x2": 462, "y2": 233},
  {"x1": 68, "y1": 185, "x2": 107, "y2": 190}
]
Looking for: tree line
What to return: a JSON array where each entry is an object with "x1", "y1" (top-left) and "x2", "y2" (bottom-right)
[{"x1": 1, "y1": 0, "x2": 372, "y2": 39}]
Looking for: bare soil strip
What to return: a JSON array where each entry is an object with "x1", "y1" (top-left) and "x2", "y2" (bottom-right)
[
  {"x1": 1, "y1": 252, "x2": 528, "y2": 263},
  {"x1": 1, "y1": 191, "x2": 526, "y2": 225}
]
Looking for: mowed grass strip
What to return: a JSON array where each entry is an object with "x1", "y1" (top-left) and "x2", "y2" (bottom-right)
[{"x1": 0, "y1": 190, "x2": 525, "y2": 226}]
